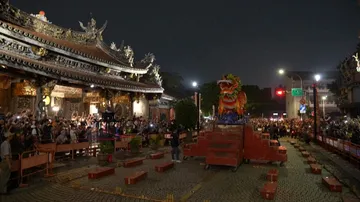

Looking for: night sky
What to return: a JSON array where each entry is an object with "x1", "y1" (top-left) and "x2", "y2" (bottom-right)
[{"x1": 12, "y1": 0, "x2": 360, "y2": 88}]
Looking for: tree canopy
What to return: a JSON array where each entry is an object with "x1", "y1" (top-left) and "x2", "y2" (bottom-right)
[
  {"x1": 174, "y1": 98, "x2": 197, "y2": 129},
  {"x1": 199, "y1": 81, "x2": 219, "y2": 115},
  {"x1": 160, "y1": 71, "x2": 188, "y2": 98}
]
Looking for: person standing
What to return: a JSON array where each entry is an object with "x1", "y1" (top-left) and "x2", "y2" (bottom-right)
[
  {"x1": 170, "y1": 128, "x2": 181, "y2": 163},
  {"x1": 0, "y1": 131, "x2": 14, "y2": 195}
]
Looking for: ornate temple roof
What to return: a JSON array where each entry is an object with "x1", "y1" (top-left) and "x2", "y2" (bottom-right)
[{"x1": 0, "y1": 1, "x2": 163, "y2": 93}]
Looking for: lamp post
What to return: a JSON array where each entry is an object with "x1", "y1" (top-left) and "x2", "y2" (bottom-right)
[
  {"x1": 192, "y1": 81, "x2": 200, "y2": 133},
  {"x1": 278, "y1": 69, "x2": 304, "y2": 119},
  {"x1": 322, "y1": 96, "x2": 327, "y2": 119},
  {"x1": 278, "y1": 69, "x2": 303, "y2": 90},
  {"x1": 313, "y1": 74, "x2": 321, "y2": 141}
]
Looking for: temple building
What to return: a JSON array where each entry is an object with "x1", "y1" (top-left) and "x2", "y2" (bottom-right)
[{"x1": 0, "y1": 2, "x2": 175, "y2": 120}]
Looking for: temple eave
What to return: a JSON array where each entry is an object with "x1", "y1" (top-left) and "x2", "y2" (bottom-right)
[
  {"x1": 0, "y1": 20, "x2": 148, "y2": 74},
  {"x1": 0, "y1": 51, "x2": 163, "y2": 94}
]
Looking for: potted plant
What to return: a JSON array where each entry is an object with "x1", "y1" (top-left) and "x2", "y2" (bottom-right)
[
  {"x1": 149, "y1": 134, "x2": 161, "y2": 150},
  {"x1": 129, "y1": 136, "x2": 142, "y2": 154},
  {"x1": 98, "y1": 141, "x2": 114, "y2": 165},
  {"x1": 159, "y1": 134, "x2": 165, "y2": 147}
]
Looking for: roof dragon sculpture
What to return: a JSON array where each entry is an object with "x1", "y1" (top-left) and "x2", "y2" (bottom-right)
[{"x1": 79, "y1": 18, "x2": 107, "y2": 41}]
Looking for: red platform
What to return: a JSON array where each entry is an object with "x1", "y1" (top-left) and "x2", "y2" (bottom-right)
[
  {"x1": 205, "y1": 125, "x2": 244, "y2": 172},
  {"x1": 310, "y1": 164, "x2": 322, "y2": 174},
  {"x1": 155, "y1": 162, "x2": 174, "y2": 172},
  {"x1": 123, "y1": 158, "x2": 144, "y2": 168},
  {"x1": 183, "y1": 135, "x2": 209, "y2": 160},
  {"x1": 150, "y1": 152, "x2": 164, "y2": 159},
  {"x1": 307, "y1": 157, "x2": 316, "y2": 164},
  {"x1": 260, "y1": 181, "x2": 277, "y2": 200},
  {"x1": 88, "y1": 167, "x2": 115, "y2": 179},
  {"x1": 322, "y1": 177, "x2": 342, "y2": 192},
  {"x1": 243, "y1": 125, "x2": 287, "y2": 164},
  {"x1": 267, "y1": 169, "x2": 279, "y2": 182},
  {"x1": 124, "y1": 171, "x2": 147, "y2": 185},
  {"x1": 301, "y1": 151, "x2": 310, "y2": 157}
]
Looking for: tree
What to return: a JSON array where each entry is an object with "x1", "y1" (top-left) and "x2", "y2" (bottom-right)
[
  {"x1": 174, "y1": 98, "x2": 197, "y2": 129},
  {"x1": 327, "y1": 62, "x2": 346, "y2": 109},
  {"x1": 199, "y1": 81, "x2": 220, "y2": 115},
  {"x1": 160, "y1": 71, "x2": 188, "y2": 98}
]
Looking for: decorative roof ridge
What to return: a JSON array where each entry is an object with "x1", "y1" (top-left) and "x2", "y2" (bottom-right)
[
  {"x1": 100, "y1": 40, "x2": 157, "y2": 71},
  {"x1": 0, "y1": 3, "x2": 106, "y2": 45},
  {"x1": 96, "y1": 39, "x2": 132, "y2": 66},
  {"x1": 0, "y1": 20, "x2": 149, "y2": 74},
  {"x1": 0, "y1": 50, "x2": 163, "y2": 93}
]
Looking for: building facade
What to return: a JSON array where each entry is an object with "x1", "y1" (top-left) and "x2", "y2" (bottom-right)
[
  {"x1": 284, "y1": 71, "x2": 339, "y2": 119},
  {"x1": 0, "y1": 3, "x2": 167, "y2": 120},
  {"x1": 333, "y1": 45, "x2": 360, "y2": 117}
]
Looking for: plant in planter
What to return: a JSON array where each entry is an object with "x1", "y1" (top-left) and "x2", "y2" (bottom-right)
[
  {"x1": 129, "y1": 136, "x2": 142, "y2": 154},
  {"x1": 98, "y1": 141, "x2": 114, "y2": 165},
  {"x1": 149, "y1": 134, "x2": 161, "y2": 151},
  {"x1": 159, "y1": 134, "x2": 165, "y2": 147}
]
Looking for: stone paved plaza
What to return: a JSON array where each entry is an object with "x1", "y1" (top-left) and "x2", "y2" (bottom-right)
[{"x1": 1, "y1": 141, "x2": 359, "y2": 202}]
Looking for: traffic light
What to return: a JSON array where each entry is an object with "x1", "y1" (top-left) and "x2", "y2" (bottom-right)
[{"x1": 275, "y1": 88, "x2": 285, "y2": 96}]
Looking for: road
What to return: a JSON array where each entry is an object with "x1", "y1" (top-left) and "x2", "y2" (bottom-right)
[{"x1": 1, "y1": 141, "x2": 359, "y2": 202}]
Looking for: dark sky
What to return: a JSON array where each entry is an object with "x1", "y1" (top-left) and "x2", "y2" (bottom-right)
[{"x1": 13, "y1": 0, "x2": 360, "y2": 88}]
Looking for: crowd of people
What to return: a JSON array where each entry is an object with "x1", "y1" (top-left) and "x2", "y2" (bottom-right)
[
  {"x1": 0, "y1": 110, "x2": 176, "y2": 157},
  {"x1": 250, "y1": 117, "x2": 360, "y2": 145}
]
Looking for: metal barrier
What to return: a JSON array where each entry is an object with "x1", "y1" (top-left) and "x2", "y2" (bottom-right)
[
  {"x1": 317, "y1": 135, "x2": 360, "y2": 164},
  {"x1": 18, "y1": 149, "x2": 53, "y2": 187}
]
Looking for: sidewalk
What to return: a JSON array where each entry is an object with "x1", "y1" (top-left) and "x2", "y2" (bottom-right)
[{"x1": 297, "y1": 139, "x2": 360, "y2": 199}]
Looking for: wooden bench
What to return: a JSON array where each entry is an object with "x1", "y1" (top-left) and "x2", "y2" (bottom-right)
[
  {"x1": 294, "y1": 144, "x2": 300, "y2": 148},
  {"x1": 155, "y1": 162, "x2": 174, "y2": 173},
  {"x1": 88, "y1": 167, "x2": 115, "y2": 179},
  {"x1": 298, "y1": 147, "x2": 305, "y2": 152},
  {"x1": 301, "y1": 151, "x2": 310, "y2": 157},
  {"x1": 124, "y1": 171, "x2": 147, "y2": 185},
  {"x1": 266, "y1": 169, "x2": 279, "y2": 182},
  {"x1": 307, "y1": 157, "x2": 316, "y2": 164},
  {"x1": 260, "y1": 182, "x2": 277, "y2": 200},
  {"x1": 150, "y1": 152, "x2": 164, "y2": 159},
  {"x1": 310, "y1": 164, "x2": 322, "y2": 174},
  {"x1": 290, "y1": 141, "x2": 296, "y2": 145},
  {"x1": 123, "y1": 158, "x2": 144, "y2": 168},
  {"x1": 322, "y1": 177, "x2": 342, "y2": 192}
]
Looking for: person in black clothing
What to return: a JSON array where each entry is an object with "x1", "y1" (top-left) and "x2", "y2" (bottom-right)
[{"x1": 170, "y1": 128, "x2": 181, "y2": 163}]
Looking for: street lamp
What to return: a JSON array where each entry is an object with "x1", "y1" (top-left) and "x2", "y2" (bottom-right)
[
  {"x1": 277, "y1": 68, "x2": 304, "y2": 119},
  {"x1": 322, "y1": 96, "x2": 327, "y2": 119},
  {"x1": 192, "y1": 81, "x2": 200, "y2": 133},
  {"x1": 313, "y1": 74, "x2": 321, "y2": 142},
  {"x1": 277, "y1": 68, "x2": 303, "y2": 89},
  {"x1": 278, "y1": 69, "x2": 285, "y2": 75}
]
